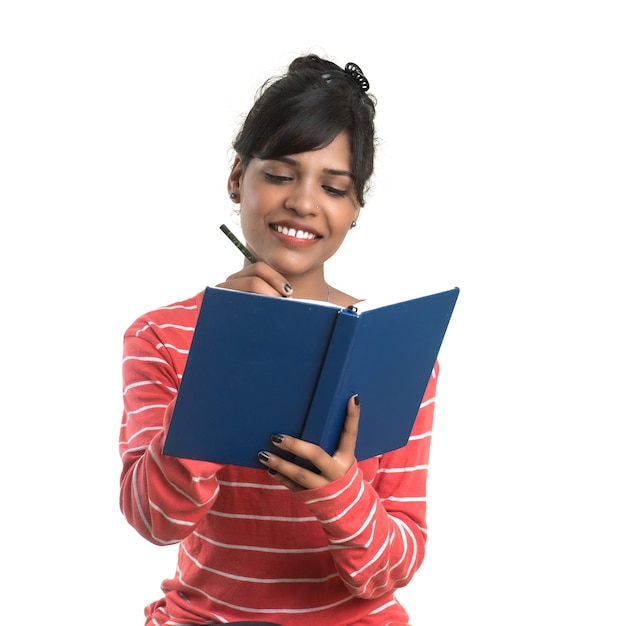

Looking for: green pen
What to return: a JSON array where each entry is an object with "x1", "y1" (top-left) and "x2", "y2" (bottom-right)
[{"x1": 220, "y1": 224, "x2": 258, "y2": 264}]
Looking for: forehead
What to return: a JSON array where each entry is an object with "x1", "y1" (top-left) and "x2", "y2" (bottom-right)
[{"x1": 272, "y1": 132, "x2": 353, "y2": 171}]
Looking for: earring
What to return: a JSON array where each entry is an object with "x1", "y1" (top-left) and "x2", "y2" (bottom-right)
[
  {"x1": 350, "y1": 220, "x2": 357, "y2": 229},
  {"x1": 229, "y1": 192, "x2": 237, "y2": 200}
]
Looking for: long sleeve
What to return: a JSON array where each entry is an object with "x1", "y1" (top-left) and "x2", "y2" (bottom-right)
[
  {"x1": 298, "y1": 364, "x2": 437, "y2": 599},
  {"x1": 119, "y1": 296, "x2": 223, "y2": 545}
]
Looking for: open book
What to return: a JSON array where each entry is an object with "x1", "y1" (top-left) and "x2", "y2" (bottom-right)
[{"x1": 162, "y1": 286, "x2": 459, "y2": 468}]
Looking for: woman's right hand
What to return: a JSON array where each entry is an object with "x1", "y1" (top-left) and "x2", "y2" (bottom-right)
[{"x1": 216, "y1": 262, "x2": 293, "y2": 298}]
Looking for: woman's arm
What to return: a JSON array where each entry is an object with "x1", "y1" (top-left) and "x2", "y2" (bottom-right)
[
  {"x1": 292, "y1": 367, "x2": 438, "y2": 598},
  {"x1": 119, "y1": 315, "x2": 223, "y2": 546}
]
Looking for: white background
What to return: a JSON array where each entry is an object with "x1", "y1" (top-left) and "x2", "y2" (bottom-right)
[{"x1": 1, "y1": 1, "x2": 622, "y2": 624}]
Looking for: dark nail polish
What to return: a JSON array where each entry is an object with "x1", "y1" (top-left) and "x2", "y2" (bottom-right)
[
  {"x1": 268, "y1": 468, "x2": 277, "y2": 475},
  {"x1": 284, "y1": 284, "x2": 293, "y2": 293},
  {"x1": 271, "y1": 433, "x2": 284, "y2": 444},
  {"x1": 257, "y1": 451, "x2": 270, "y2": 462},
  {"x1": 354, "y1": 394, "x2": 360, "y2": 406}
]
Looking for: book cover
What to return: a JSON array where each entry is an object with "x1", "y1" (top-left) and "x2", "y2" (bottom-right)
[
  {"x1": 162, "y1": 286, "x2": 459, "y2": 468},
  {"x1": 300, "y1": 291, "x2": 459, "y2": 463}
]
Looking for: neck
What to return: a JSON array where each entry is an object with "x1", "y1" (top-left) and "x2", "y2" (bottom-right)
[{"x1": 285, "y1": 270, "x2": 332, "y2": 303}]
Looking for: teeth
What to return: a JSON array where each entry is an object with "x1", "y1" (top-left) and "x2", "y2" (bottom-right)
[{"x1": 275, "y1": 225, "x2": 317, "y2": 239}]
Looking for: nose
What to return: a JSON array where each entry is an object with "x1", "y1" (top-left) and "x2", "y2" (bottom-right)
[{"x1": 284, "y1": 179, "x2": 319, "y2": 216}]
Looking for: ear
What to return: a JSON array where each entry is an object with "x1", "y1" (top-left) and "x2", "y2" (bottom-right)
[{"x1": 227, "y1": 157, "x2": 243, "y2": 201}]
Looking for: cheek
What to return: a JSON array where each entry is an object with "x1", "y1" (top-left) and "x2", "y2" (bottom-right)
[
  {"x1": 326, "y1": 224, "x2": 351, "y2": 255},
  {"x1": 240, "y1": 186, "x2": 273, "y2": 218},
  {"x1": 239, "y1": 194, "x2": 271, "y2": 242},
  {"x1": 329, "y1": 209, "x2": 357, "y2": 237}
]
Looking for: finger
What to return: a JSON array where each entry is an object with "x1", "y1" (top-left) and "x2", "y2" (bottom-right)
[
  {"x1": 217, "y1": 262, "x2": 293, "y2": 297},
  {"x1": 268, "y1": 433, "x2": 331, "y2": 476},
  {"x1": 269, "y1": 431, "x2": 348, "y2": 484},
  {"x1": 247, "y1": 262, "x2": 293, "y2": 295},
  {"x1": 266, "y1": 468, "x2": 305, "y2": 493},
  {"x1": 216, "y1": 275, "x2": 283, "y2": 297},
  {"x1": 334, "y1": 394, "x2": 360, "y2": 460},
  {"x1": 257, "y1": 449, "x2": 325, "y2": 490}
]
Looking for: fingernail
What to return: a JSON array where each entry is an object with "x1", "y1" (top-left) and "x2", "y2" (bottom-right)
[
  {"x1": 257, "y1": 451, "x2": 270, "y2": 462},
  {"x1": 268, "y1": 468, "x2": 277, "y2": 475},
  {"x1": 271, "y1": 433, "x2": 284, "y2": 444},
  {"x1": 284, "y1": 284, "x2": 293, "y2": 293},
  {"x1": 354, "y1": 394, "x2": 360, "y2": 406}
]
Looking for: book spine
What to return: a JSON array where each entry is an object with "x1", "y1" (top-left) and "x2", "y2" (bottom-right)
[{"x1": 298, "y1": 308, "x2": 360, "y2": 457}]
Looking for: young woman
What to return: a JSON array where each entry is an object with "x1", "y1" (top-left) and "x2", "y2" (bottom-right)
[{"x1": 119, "y1": 54, "x2": 438, "y2": 626}]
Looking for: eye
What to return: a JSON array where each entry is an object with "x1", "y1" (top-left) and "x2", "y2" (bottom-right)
[
  {"x1": 322, "y1": 185, "x2": 349, "y2": 198},
  {"x1": 265, "y1": 172, "x2": 292, "y2": 184}
]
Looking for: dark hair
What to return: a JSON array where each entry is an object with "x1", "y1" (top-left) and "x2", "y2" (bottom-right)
[{"x1": 232, "y1": 54, "x2": 377, "y2": 206}]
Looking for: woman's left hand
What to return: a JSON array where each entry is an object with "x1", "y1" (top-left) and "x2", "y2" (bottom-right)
[{"x1": 257, "y1": 394, "x2": 360, "y2": 492}]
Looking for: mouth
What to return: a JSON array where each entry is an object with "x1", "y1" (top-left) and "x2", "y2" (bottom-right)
[{"x1": 271, "y1": 224, "x2": 321, "y2": 240}]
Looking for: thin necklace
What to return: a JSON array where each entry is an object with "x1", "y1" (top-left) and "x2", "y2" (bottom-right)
[{"x1": 326, "y1": 283, "x2": 332, "y2": 302}]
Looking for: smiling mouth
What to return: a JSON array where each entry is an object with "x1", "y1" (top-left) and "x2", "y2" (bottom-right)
[{"x1": 272, "y1": 224, "x2": 320, "y2": 240}]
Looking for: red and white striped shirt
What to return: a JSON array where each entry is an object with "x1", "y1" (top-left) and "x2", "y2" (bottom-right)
[{"x1": 119, "y1": 290, "x2": 438, "y2": 626}]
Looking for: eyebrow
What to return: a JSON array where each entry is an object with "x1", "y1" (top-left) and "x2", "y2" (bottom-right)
[{"x1": 272, "y1": 156, "x2": 354, "y2": 181}]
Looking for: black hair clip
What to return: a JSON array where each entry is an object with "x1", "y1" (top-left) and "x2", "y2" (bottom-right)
[
  {"x1": 344, "y1": 62, "x2": 370, "y2": 92},
  {"x1": 322, "y1": 62, "x2": 370, "y2": 93}
]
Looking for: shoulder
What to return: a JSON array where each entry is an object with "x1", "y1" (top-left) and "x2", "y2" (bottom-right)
[{"x1": 124, "y1": 291, "x2": 204, "y2": 341}]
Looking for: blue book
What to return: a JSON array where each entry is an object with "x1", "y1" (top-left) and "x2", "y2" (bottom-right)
[{"x1": 163, "y1": 286, "x2": 459, "y2": 468}]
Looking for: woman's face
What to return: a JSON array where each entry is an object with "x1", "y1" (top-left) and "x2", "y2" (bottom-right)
[{"x1": 228, "y1": 132, "x2": 360, "y2": 281}]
